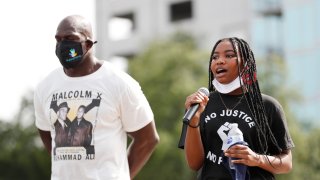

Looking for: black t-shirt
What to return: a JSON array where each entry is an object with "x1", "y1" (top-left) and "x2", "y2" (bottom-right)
[{"x1": 199, "y1": 92, "x2": 294, "y2": 180}]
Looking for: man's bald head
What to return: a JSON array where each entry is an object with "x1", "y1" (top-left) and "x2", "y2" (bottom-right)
[{"x1": 56, "y1": 15, "x2": 93, "y2": 40}]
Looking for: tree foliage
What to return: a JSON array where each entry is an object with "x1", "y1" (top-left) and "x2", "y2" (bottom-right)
[
  {"x1": 128, "y1": 32, "x2": 209, "y2": 179},
  {"x1": 0, "y1": 91, "x2": 50, "y2": 180},
  {"x1": 256, "y1": 53, "x2": 320, "y2": 179}
]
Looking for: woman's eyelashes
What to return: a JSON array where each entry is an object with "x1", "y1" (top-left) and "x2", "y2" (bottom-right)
[{"x1": 212, "y1": 54, "x2": 237, "y2": 61}]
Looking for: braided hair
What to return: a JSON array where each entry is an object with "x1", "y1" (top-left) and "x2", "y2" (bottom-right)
[{"x1": 208, "y1": 37, "x2": 281, "y2": 156}]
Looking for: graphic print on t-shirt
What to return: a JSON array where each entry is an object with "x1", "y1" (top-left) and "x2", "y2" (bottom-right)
[
  {"x1": 217, "y1": 122, "x2": 243, "y2": 151},
  {"x1": 204, "y1": 109, "x2": 255, "y2": 165},
  {"x1": 49, "y1": 90, "x2": 101, "y2": 161}
]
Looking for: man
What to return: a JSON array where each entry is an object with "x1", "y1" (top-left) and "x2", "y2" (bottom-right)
[
  {"x1": 34, "y1": 15, "x2": 159, "y2": 180},
  {"x1": 69, "y1": 105, "x2": 93, "y2": 148},
  {"x1": 53, "y1": 102, "x2": 71, "y2": 149}
]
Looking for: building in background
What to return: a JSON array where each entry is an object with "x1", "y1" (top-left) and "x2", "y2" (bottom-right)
[
  {"x1": 95, "y1": 0, "x2": 251, "y2": 68},
  {"x1": 251, "y1": 0, "x2": 320, "y2": 122},
  {"x1": 251, "y1": 0, "x2": 283, "y2": 57},
  {"x1": 281, "y1": 0, "x2": 320, "y2": 122},
  {"x1": 95, "y1": 0, "x2": 319, "y2": 123}
]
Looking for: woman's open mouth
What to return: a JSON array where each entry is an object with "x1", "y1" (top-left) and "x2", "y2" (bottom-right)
[{"x1": 215, "y1": 68, "x2": 227, "y2": 77}]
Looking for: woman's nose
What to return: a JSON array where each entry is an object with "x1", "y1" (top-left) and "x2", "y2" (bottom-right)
[{"x1": 216, "y1": 58, "x2": 226, "y2": 65}]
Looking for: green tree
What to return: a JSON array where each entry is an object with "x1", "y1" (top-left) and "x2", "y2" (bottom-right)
[
  {"x1": 0, "y1": 91, "x2": 50, "y2": 180},
  {"x1": 128, "y1": 32, "x2": 209, "y2": 180},
  {"x1": 257, "y1": 53, "x2": 320, "y2": 179}
]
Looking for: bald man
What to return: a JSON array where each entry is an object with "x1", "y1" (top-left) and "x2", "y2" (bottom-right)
[{"x1": 34, "y1": 15, "x2": 159, "y2": 180}]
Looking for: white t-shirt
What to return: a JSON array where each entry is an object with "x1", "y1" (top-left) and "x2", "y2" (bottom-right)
[{"x1": 34, "y1": 61, "x2": 154, "y2": 180}]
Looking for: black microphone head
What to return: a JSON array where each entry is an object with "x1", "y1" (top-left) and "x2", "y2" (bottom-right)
[{"x1": 198, "y1": 87, "x2": 210, "y2": 97}]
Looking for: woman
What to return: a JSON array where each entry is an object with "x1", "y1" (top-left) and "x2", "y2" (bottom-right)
[{"x1": 183, "y1": 37, "x2": 294, "y2": 179}]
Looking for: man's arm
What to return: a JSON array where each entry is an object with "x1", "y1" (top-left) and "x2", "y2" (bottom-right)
[
  {"x1": 38, "y1": 129, "x2": 52, "y2": 155},
  {"x1": 127, "y1": 121, "x2": 160, "y2": 179}
]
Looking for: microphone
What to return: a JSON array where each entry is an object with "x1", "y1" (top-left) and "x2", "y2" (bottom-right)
[{"x1": 183, "y1": 87, "x2": 209, "y2": 124}]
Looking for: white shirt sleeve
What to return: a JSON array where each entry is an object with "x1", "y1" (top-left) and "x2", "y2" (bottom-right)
[
  {"x1": 34, "y1": 87, "x2": 51, "y2": 131},
  {"x1": 119, "y1": 79, "x2": 154, "y2": 132}
]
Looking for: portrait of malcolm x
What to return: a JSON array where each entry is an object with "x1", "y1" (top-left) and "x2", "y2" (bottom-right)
[
  {"x1": 53, "y1": 102, "x2": 71, "y2": 148},
  {"x1": 50, "y1": 98, "x2": 101, "y2": 155}
]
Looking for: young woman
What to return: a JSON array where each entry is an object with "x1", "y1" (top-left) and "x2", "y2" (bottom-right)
[{"x1": 183, "y1": 37, "x2": 294, "y2": 179}]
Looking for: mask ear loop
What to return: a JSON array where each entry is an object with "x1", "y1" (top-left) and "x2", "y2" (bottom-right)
[
  {"x1": 233, "y1": 40, "x2": 247, "y2": 94},
  {"x1": 80, "y1": 39, "x2": 96, "y2": 58}
]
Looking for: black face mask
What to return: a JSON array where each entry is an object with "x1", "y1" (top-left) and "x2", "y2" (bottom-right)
[{"x1": 55, "y1": 40, "x2": 85, "y2": 69}]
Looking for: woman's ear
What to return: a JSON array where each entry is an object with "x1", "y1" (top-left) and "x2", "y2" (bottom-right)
[
  {"x1": 236, "y1": 54, "x2": 243, "y2": 72},
  {"x1": 239, "y1": 58, "x2": 245, "y2": 71}
]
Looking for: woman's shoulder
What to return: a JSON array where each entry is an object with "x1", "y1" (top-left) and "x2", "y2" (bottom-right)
[{"x1": 261, "y1": 93, "x2": 283, "y2": 112}]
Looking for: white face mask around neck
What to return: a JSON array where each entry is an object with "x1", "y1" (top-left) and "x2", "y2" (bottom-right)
[{"x1": 212, "y1": 76, "x2": 242, "y2": 94}]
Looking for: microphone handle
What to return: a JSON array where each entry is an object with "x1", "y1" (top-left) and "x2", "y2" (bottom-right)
[{"x1": 182, "y1": 103, "x2": 200, "y2": 124}]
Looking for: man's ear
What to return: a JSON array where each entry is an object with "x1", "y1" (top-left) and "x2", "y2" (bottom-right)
[
  {"x1": 85, "y1": 40, "x2": 94, "y2": 49},
  {"x1": 85, "y1": 40, "x2": 97, "y2": 50}
]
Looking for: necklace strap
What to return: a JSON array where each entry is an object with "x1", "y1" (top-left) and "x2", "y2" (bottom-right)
[{"x1": 218, "y1": 93, "x2": 244, "y2": 111}]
